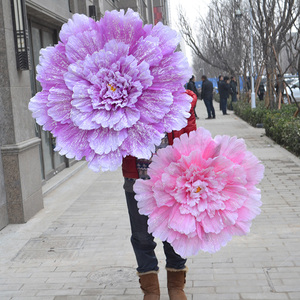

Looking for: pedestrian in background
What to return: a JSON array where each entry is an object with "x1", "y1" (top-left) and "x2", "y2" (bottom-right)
[
  {"x1": 230, "y1": 76, "x2": 238, "y2": 103},
  {"x1": 201, "y1": 75, "x2": 215, "y2": 119},
  {"x1": 258, "y1": 83, "x2": 265, "y2": 101},
  {"x1": 219, "y1": 76, "x2": 230, "y2": 115},
  {"x1": 218, "y1": 75, "x2": 223, "y2": 110},
  {"x1": 187, "y1": 75, "x2": 200, "y2": 119}
]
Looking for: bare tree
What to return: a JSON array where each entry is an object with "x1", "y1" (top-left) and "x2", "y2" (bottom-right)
[
  {"x1": 177, "y1": 0, "x2": 263, "y2": 82},
  {"x1": 178, "y1": 0, "x2": 299, "y2": 109},
  {"x1": 192, "y1": 51, "x2": 220, "y2": 78},
  {"x1": 177, "y1": 1, "x2": 239, "y2": 74},
  {"x1": 249, "y1": 0, "x2": 300, "y2": 108},
  {"x1": 281, "y1": 30, "x2": 299, "y2": 74}
]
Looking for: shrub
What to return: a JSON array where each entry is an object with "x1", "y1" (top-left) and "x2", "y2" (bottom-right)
[
  {"x1": 233, "y1": 101, "x2": 300, "y2": 157},
  {"x1": 232, "y1": 100, "x2": 266, "y2": 126},
  {"x1": 213, "y1": 92, "x2": 220, "y2": 103},
  {"x1": 264, "y1": 106, "x2": 300, "y2": 156}
]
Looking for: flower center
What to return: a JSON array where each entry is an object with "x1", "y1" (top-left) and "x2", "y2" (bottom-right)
[
  {"x1": 107, "y1": 84, "x2": 117, "y2": 92},
  {"x1": 195, "y1": 186, "x2": 202, "y2": 193}
]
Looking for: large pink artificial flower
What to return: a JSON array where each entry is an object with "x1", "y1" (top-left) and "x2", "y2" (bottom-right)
[
  {"x1": 28, "y1": 10, "x2": 192, "y2": 171},
  {"x1": 134, "y1": 128, "x2": 264, "y2": 257}
]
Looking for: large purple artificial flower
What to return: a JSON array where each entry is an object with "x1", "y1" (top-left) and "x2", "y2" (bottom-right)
[
  {"x1": 134, "y1": 128, "x2": 264, "y2": 257},
  {"x1": 29, "y1": 10, "x2": 192, "y2": 171}
]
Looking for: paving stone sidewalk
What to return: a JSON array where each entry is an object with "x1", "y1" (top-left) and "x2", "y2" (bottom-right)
[{"x1": 0, "y1": 101, "x2": 300, "y2": 300}]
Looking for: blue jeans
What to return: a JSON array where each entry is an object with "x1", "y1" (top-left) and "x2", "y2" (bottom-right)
[
  {"x1": 125, "y1": 191, "x2": 187, "y2": 273},
  {"x1": 204, "y1": 97, "x2": 215, "y2": 118},
  {"x1": 220, "y1": 97, "x2": 228, "y2": 114}
]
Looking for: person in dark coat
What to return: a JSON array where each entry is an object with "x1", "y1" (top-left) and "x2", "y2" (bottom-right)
[
  {"x1": 258, "y1": 83, "x2": 265, "y2": 101},
  {"x1": 218, "y1": 76, "x2": 230, "y2": 115},
  {"x1": 230, "y1": 76, "x2": 238, "y2": 103},
  {"x1": 218, "y1": 75, "x2": 223, "y2": 110},
  {"x1": 186, "y1": 75, "x2": 199, "y2": 119},
  {"x1": 201, "y1": 75, "x2": 215, "y2": 119}
]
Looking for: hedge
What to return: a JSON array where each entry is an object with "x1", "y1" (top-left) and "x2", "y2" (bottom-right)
[{"x1": 233, "y1": 101, "x2": 300, "y2": 157}]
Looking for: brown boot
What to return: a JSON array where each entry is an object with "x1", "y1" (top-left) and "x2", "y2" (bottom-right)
[
  {"x1": 166, "y1": 267, "x2": 188, "y2": 300},
  {"x1": 138, "y1": 271, "x2": 160, "y2": 300}
]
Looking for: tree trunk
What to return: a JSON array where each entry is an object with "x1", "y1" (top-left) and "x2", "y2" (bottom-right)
[
  {"x1": 298, "y1": 55, "x2": 300, "y2": 84},
  {"x1": 265, "y1": 51, "x2": 277, "y2": 109}
]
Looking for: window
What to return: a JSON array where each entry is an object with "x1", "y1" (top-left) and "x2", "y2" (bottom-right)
[{"x1": 28, "y1": 19, "x2": 67, "y2": 180}]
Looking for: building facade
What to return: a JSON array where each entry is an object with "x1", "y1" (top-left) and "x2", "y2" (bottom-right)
[
  {"x1": 278, "y1": 32, "x2": 299, "y2": 75},
  {"x1": 0, "y1": 0, "x2": 170, "y2": 230}
]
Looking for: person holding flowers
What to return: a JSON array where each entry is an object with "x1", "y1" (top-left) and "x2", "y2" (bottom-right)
[{"x1": 122, "y1": 89, "x2": 197, "y2": 300}]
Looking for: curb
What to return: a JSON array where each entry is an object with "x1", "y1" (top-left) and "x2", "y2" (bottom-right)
[{"x1": 42, "y1": 160, "x2": 87, "y2": 196}]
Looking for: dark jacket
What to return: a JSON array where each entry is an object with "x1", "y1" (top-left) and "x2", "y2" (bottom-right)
[
  {"x1": 219, "y1": 80, "x2": 230, "y2": 99},
  {"x1": 122, "y1": 91, "x2": 197, "y2": 179},
  {"x1": 187, "y1": 80, "x2": 199, "y2": 98},
  {"x1": 230, "y1": 80, "x2": 237, "y2": 95},
  {"x1": 201, "y1": 79, "x2": 213, "y2": 100},
  {"x1": 258, "y1": 84, "x2": 265, "y2": 94}
]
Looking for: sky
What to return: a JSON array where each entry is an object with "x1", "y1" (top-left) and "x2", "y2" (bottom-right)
[{"x1": 168, "y1": 0, "x2": 210, "y2": 65}]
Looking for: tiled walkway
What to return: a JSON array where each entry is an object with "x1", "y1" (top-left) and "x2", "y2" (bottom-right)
[{"x1": 0, "y1": 100, "x2": 299, "y2": 300}]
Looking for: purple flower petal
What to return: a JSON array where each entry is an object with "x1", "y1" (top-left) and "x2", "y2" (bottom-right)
[
  {"x1": 161, "y1": 89, "x2": 191, "y2": 132},
  {"x1": 131, "y1": 36, "x2": 163, "y2": 66},
  {"x1": 53, "y1": 123, "x2": 92, "y2": 160},
  {"x1": 98, "y1": 9, "x2": 145, "y2": 46},
  {"x1": 60, "y1": 14, "x2": 98, "y2": 44},
  {"x1": 151, "y1": 52, "x2": 191, "y2": 86},
  {"x1": 37, "y1": 43, "x2": 69, "y2": 90},
  {"x1": 150, "y1": 22, "x2": 180, "y2": 56},
  {"x1": 70, "y1": 107, "x2": 101, "y2": 130},
  {"x1": 65, "y1": 30, "x2": 103, "y2": 63},
  {"x1": 136, "y1": 89, "x2": 172, "y2": 124},
  {"x1": 123, "y1": 123, "x2": 164, "y2": 159},
  {"x1": 88, "y1": 128, "x2": 128, "y2": 154},
  {"x1": 29, "y1": 10, "x2": 192, "y2": 172},
  {"x1": 47, "y1": 87, "x2": 72, "y2": 124},
  {"x1": 28, "y1": 91, "x2": 55, "y2": 131},
  {"x1": 88, "y1": 149, "x2": 126, "y2": 172}
]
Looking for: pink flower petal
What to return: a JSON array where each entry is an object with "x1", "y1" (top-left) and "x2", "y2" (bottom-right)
[
  {"x1": 134, "y1": 127, "x2": 264, "y2": 257},
  {"x1": 148, "y1": 206, "x2": 173, "y2": 241},
  {"x1": 134, "y1": 179, "x2": 157, "y2": 215},
  {"x1": 168, "y1": 204, "x2": 196, "y2": 235},
  {"x1": 153, "y1": 180, "x2": 174, "y2": 207}
]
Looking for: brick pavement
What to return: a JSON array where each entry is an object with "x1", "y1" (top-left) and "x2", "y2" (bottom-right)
[{"x1": 0, "y1": 100, "x2": 299, "y2": 300}]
